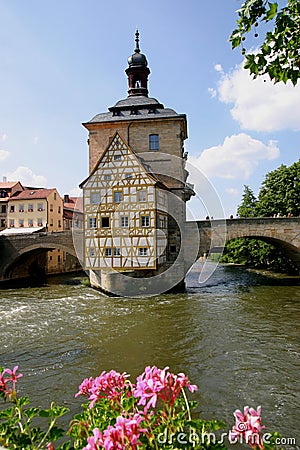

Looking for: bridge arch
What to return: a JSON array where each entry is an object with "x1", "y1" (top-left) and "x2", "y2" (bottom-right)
[{"x1": 0, "y1": 231, "x2": 81, "y2": 282}]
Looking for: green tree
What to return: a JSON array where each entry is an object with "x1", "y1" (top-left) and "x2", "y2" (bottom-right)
[
  {"x1": 221, "y1": 238, "x2": 295, "y2": 271},
  {"x1": 237, "y1": 185, "x2": 258, "y2": 217},
  {"x1": 256, "y1": 160, "x2": 300, "y2": 217},
  {"x1": 230, "y1": 0, "x2": 300, "y2": 85}
]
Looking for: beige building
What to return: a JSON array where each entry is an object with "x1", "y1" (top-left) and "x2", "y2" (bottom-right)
[
  {"x1": 7, "y1": 188, "x2": 63, "y2": 231},
  {"x1": 0, "y1": 180, "x2": 24, "y2": 229},
  {"x1": 8, "y1": 188, "x2": 64, "y2": 274}
]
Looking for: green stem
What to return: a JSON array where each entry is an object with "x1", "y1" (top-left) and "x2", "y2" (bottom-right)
[
  {"x1": 181, "y1": 388, "x2": 192, "y2": 421},
  {"x1": 15, "y1": 400, "x2": 35, "y2": 447},
  {"x1": 35, "y1": 417, "x2": 56, "y2": 450}
]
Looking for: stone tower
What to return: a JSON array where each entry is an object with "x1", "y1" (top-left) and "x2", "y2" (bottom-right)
[{"x1": 81, "y1": 31, "x2": 194, "y2": 296}]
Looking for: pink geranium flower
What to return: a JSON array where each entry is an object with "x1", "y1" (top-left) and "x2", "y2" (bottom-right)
[
  {"x1": 134, "y1": 365, "x2": 198, "y2": 411},
  {"x1": 2, "y1": 366, "x2": 23, "y2": 384},
  {"x1": 82, "y1": 427, "x2": 102, "y2": 450},
  {"x1": 46, "y1": 443, "x2": 55, "y2": 450},
  {"x1": 76, "y1": 370, "x2": 129, "y2": 408},
  {"x1": 230, "y1": 405, "x2": 265, "y2": 449},
  {"x1": 75, "y1": 377, "x2": 95, "y2": 398},
  {"x1": 85, "y1": 414, "x2": 146, "y2": 450},
  {"x1": 0, "y1": 366, "x2": 23, "y2": 397}
]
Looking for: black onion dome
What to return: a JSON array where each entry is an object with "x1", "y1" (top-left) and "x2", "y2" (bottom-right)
[{"x1": 128, "y1": 51, "x2": 148, "y2": 67}]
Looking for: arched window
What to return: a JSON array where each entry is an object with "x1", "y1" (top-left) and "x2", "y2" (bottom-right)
[{"x1": 149, "y1": 134, "x2": 159, "y2": 151}]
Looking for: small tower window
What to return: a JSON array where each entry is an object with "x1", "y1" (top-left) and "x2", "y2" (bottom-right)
[{"x1": 149, "y1": 134, "x2": 159, "y2": 151}]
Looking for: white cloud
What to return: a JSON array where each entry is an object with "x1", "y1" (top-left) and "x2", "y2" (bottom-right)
[
  {"x1": 214, "y1": 63, "x2": 223, "y2": 72},
  {"x1": 208, "y1": 87, "x2": 217, "y2": 98},
  {"x1": 217, "y1": 63, "x2": 300, "y2": 131},
  {"x1": 1, "y1": 133, "x2": 8, "y2": 142},
  {"x1": 0, "y1": 149, "x2": 10, "y2": 161},
  {"x1": 190, "y1": 133, "x2": 279, "y2": 180},
  {"x1": 5, "y1": 166, "x2": 47, "y2": 186},
  {"x1": 226, "y1": 187, "x2": 239, "y2": 196},
  {"x1": 33, "y1": 136, "x2": 39, "y2": 145}
]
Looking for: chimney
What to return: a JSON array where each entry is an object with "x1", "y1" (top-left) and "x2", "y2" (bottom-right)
[
  {"x1": 3, "y1": 176, "x2": 7, "y2": 182},
  {"x1": 64, "y1": 194, "x2": 70, "y2": 203}
]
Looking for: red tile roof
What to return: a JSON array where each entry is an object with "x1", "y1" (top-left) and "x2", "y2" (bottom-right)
[
  {"x1": 0, "y1": 181, "x2": 20, "y2": 189},
  {"x1": 10, "y1": 188, "x2": 57, "y2": 200},
  {"x1": 64, "y1": 197, "x2": 83, "y2": 213}
]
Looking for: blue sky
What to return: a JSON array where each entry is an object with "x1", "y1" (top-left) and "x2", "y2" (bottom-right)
[{"x1": 0, "y1": 0, "x2": 299, "y2": 218}]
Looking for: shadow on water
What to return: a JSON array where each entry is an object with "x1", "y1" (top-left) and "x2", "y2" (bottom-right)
[
  {"x1": 0, "y1": 271, "x2": 87, "y2": 289},
  {"x1": 187, "y1": 261, "x2": 300, "y2": 294}
]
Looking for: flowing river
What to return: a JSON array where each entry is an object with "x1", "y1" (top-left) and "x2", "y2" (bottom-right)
[{"x1": 0, "y1": 263, "x2": 299, "y2": 448}]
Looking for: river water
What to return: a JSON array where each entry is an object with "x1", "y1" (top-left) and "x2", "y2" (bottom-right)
[{"x1": 0, "y1": 263, "x2": 299, "y2": 448}]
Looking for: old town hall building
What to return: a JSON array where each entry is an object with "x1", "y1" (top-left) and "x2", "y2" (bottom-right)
[{"x1": 80, "y1": 31, "x2": 194, "y2": 295}]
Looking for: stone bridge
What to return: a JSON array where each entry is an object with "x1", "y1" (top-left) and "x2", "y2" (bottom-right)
[
  {"x1": 185, "y1": 217, "x2": 300, "y2": 270},
  {"x1": 0, "y1": 230, "x2": 82, "y2": 282},
  {"x1": 0, "y1": 218, "x2": 299, "y2": 283}
]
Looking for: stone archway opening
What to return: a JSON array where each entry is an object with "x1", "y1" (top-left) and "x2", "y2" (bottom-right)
[
  {"x1": 2, "y1": 245, "x2": 82, "y2": 286},
  {"x1": 221, "y1": 235, "x2": 300, "y2": 275}
]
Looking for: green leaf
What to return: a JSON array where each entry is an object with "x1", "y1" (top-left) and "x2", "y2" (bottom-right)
[
  {"x1": 0, "y1": 407, "x2": 15, "y2": 419},
  {"x1": 17, "y1": 396, "x2": 30, "y2": 407},
  {"x1": 265, "y1": 2, "x2": 278, "y2": 21},
  {"x1": 48, "y1": 425, "x2": 65, "y2": 441},
  {"x1": 244, "y1": 54, "x2": 259, "y2": 75},
  {"x1": 24, "y1": 407, "x2": 39, "y2": 420}
]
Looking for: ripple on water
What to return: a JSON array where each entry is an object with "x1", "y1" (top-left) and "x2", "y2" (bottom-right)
[{"x1": 0, "y1": 269, "x2": 299, "y2": 443}]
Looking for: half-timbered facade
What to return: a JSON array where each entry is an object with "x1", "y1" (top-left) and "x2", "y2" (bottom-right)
[{"x1": 81, "y1": 132, "x2": 169, "y2": 271}]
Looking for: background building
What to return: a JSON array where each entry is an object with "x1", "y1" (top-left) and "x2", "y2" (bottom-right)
[
  {"x1": 7, "y1": 188, "x2": 63, "y2": 231},
  {"x1": 0, "y1": 179, "x2": 24, "y2": 230}
]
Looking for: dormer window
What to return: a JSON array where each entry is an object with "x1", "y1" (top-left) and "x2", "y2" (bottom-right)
[{"x1": 149, "y1": 134, "x2": 159, "y2": 151}]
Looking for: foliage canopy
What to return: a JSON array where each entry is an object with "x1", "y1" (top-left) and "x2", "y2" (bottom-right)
[{"x1": 230, "y1": 0, "x2": 300, "y2": 85}]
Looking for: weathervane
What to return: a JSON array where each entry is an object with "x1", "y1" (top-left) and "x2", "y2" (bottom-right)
[{"x1": 135, "y1": 28, "x2": 140, "y2": 53}]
